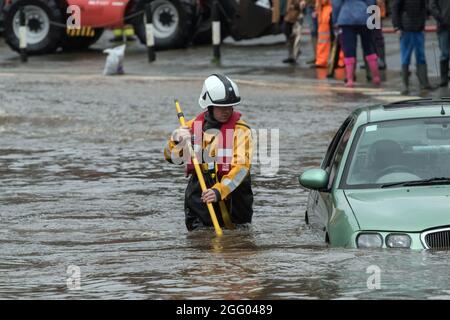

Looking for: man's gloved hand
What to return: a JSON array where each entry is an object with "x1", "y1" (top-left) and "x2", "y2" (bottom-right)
[{"x1": 172, "y1": 126, "x2": 191, "y2": 143}]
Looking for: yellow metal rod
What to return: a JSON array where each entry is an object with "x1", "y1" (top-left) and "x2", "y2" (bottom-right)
[
  {"x1": 214, "y1": 163, "x2": 234, "y2": 230},
  {"x1": 175, "y1": 100, "x2": 223, "y2": 236},
  {"x1": 219, "y1": 201, "x2": 234, "y2": 229}
]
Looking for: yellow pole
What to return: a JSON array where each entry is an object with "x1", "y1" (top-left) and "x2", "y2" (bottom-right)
[
  {"x1": 214, "y1": 163, "x2": 234, "y2": 230},
  {"x1": 219, "y1": 201, "x2": 234, "y2": 229},
  {"x1": 175, "y1": 100, "x2": 223, "y2": 236}
]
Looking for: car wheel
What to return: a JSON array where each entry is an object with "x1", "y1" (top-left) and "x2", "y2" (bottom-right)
[
  {"x1": 60, "y1": 28, "x2": 104, "y2": 51},
  {"x1": 3, "y1": 0, "x2": 65, "y2": 54},
  {"x1": 130, "y1": 0, "x2": 195, "y2": 49}
]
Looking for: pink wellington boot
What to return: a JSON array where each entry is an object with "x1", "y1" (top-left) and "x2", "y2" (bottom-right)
[
  {"x1": 366, "y1": 53, "x2": 381, "y2": 86},
  {"x1": 344, "y1": 57, "x2": 356, "y2": 88}
]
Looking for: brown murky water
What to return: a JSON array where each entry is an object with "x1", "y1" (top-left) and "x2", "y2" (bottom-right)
[{"x1": 1, "y1": 72, "x2": 450, "y2": 300}]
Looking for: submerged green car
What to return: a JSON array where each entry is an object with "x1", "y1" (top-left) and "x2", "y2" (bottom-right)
[{"x1": 299, "y1": 99, "x2": 450, "y2": 249}]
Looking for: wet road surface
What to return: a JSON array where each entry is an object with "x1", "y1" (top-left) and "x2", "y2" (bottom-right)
[{"x1": 1, "y1": 34, "x2": 450, "y2": 299}]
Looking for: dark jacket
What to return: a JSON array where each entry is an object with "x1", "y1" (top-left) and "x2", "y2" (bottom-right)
[
  {"x1": 429, "y1": 0, "x2": 450, "y2": 30},
  {"x1": 391, "y1": 0, "x2": 428, "y2": 32}
]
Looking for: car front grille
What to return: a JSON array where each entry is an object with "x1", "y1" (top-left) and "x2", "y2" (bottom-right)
[{"x1": 422, "y1": 228, "x2": 450, "y2": 249}]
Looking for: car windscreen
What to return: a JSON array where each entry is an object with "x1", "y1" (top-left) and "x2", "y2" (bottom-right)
[{"x1": 342, "y1": 117, "x2": 450, "y2": 189}]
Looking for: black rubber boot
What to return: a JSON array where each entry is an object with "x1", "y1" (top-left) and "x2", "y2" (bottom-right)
[
  {"x1": 401, "y1": 65, "x2": 410, "y2": 95},
  {"x1": 283, "y1": 37, "x2": 297, "y2": 64},
  {"x1": 440, "y1": 59, "x2": 449, "y2": 87},
  {"x1": 378, "y1": 46, "x2": 387, "y2": 70},
  {"x1": 416, "y1": 64, "x2": 432, "y2": 91}
]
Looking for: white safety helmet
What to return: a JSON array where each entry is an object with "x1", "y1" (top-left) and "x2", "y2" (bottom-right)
[{"x1": 198, "y1": 74, "x2": 241, "y2": 109}]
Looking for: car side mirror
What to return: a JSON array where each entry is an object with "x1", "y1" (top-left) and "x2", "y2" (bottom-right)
[{"x1": 298, "y1": 169, "x2": 329, "y2": 191}]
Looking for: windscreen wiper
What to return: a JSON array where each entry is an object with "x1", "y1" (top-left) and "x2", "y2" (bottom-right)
[{"x1": 382, "y1": 177, "x2": 450, "y2": 188}]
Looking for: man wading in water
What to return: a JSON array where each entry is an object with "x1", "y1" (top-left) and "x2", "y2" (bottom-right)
[{"x1": 164, "y1": 74, "x2": 254, "y2": 231}]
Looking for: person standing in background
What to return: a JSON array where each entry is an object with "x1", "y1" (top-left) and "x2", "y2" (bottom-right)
[
  {"x1": 281, "y1": 0, "x2": 304, "y2": 64},
  {"x1": 315, "y1": 0, "x2": 333, "y2": 68},
  {"x1": 374, "y1": 0, "x2": 387, "y2": 70},
  {"x1": 304, "y1": 0, "x2": 319, "y2": 65},
  {"x1": 392, "y1": 0, "x2": 432, "y2": 94},
  {"x1": 429, "y1": 0, "x2": 450, "y2": 87},
  {"x1": 333, "y1": 0, "x2": 380, "y2": 87}
]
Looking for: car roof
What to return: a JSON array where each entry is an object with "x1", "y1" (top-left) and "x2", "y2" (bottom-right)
[{"x1": 353, "y1": 98, "x2": 450, "y2": 124}]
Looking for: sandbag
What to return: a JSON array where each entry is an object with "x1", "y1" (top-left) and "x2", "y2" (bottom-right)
[{"x1": 103, "y1": 44, "x2": 126, "y2": 75}]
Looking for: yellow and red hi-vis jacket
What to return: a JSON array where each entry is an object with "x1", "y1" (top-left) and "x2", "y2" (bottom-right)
[{"x1": 164, "y1": 111, "x2": 253, "y2": 201}]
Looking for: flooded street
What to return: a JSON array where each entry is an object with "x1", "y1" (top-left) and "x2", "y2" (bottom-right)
[{"x1": 1, "y1": 35, "x2": 450, "y2": 299}]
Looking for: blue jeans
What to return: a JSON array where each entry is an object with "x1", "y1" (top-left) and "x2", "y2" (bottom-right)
[
  {"x1": 438, "y1": 29, "x2": 450, "y2": 61},
  {"x1": 400, "y1": 31, "x2": 427, "y2": 66}
]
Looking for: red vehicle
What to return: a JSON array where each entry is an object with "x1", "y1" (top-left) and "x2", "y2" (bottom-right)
[{"x1": 1, "y1": 0, "x2": 279, "y2": 55}]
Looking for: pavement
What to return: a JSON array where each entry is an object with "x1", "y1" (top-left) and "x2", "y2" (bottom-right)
[{"x1": 1, "y1": 28, "x2": 450, "y2": 102}]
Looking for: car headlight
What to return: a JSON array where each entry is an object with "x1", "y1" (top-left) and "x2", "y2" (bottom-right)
[
  {"x1": 357, "y1": 233, "x2": 383, "y2": 248},
  {"x1": 386, "y1": 234, "x2": 411, "y2": 248}
]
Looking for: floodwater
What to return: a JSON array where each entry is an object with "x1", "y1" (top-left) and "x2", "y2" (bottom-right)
[{"x1": 1, "y1": 68, "x2": 450, "y2": 300}]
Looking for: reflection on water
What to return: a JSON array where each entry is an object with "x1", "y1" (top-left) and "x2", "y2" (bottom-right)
[{"x1": 1, "y1": 74, "x2": 450, "y2": 299}]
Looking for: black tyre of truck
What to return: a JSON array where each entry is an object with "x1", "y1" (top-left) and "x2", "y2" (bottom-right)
[
  {"x1": 191, "y1": 3, "x2": 228, "y2": 45},
  {"x1": 3, "y1": 0, "x2": 65, "y2": 54},
  {"x1": 61, "y1": 28, "x2": 104, "y2": 51},
  {"x1": 129, "y1": 0, "x2": 195, "y2": 50}
]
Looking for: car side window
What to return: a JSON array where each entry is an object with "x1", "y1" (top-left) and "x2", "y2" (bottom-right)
[
  {"x1": 321, "y1": 117, "x2": 353, "y2": 170},
  {"x1": 327, "y1": 120, "x2": 355, "y2": 190}
]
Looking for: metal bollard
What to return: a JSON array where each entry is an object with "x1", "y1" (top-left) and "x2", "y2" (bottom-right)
[
  {"x1": 145, "y1": 4, "x2": 156, "y2": 62},
  {"x1": 211, "y1": 0, "x2": 221, "y2": 63},
  {"x1": 19, "y1": 7, "x2": 28, "y2": 63}
]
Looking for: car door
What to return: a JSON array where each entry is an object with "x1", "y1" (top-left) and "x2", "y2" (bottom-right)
[{"x1": 308, "y1": 116, "x2": 355, "y2": 239}]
